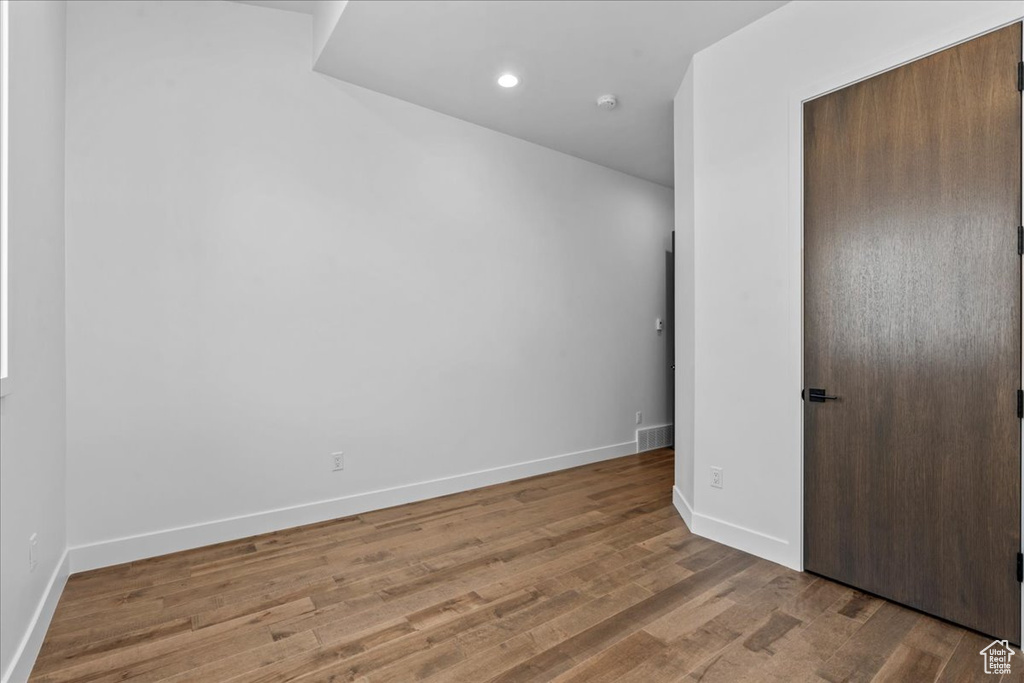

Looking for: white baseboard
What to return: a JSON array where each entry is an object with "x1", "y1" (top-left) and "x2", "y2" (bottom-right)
[
  {"x1": 672, "y1": 485, "x2": 693, "y2": 531},
  {"x1": 2, "y1": 549, "x2": 69, "y2": 683},
  {"x1": 690, "y1": 509, "x2": 796, "y2": 570},
  {"x1": 69, "y1": 440, "x2": 638, "y2": 573},
  {"x1": 672, "y1": 486, "x2": 796, "y2": 570}
]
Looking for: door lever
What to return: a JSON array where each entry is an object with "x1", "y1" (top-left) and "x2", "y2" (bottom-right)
[{"x1": 805, "y1": 388, "x2": 839, "y2": 402}]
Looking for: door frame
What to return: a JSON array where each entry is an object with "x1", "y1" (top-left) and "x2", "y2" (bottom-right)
[{"x1": 789, "y1": 8, "x2": 1024, "y2": 631}]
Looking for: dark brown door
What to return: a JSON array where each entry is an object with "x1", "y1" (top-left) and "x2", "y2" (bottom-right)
[{"x1": 804, "y1": 23, "x2": 1022, "y2": 641}]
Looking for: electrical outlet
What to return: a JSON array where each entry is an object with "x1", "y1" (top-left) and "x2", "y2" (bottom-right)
[
  {"x1": 331, "y1": 452, "x2": 344, "y2": 472},
  {"x1": 29, "y1": 533, "x2": 38, "y2": 572},
  {"x1": 636, "y1": 411, "x2": 643, "y2": 425},
  {"x1": 710, "y1": 467, "x2": 723, "y2": 489}
]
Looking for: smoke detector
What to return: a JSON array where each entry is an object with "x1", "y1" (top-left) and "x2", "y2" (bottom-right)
[{"x1": 596, "y1": 94, "x2": 618, "y2": 110}]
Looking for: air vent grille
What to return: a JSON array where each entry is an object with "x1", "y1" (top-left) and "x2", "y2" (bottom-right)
[{"x1": 637, "y1": 424, "x2": 674, "y2": 452}]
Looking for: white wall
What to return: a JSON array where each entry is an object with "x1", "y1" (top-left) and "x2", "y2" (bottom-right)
[
  {"x1": 0, "y1": 1, "x2": 68, "y2": 680},
  {"x1": 677, "y1": 0, "x2": 1023, "y2": 569},
  {"x1": 64, "y1": 0, "x2": 674, "y2": 569},
  {"x1": 672, "y1": 62, "x2": 694, "y2": 525}
]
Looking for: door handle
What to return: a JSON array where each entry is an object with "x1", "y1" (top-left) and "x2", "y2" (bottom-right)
[{"x1": 805, "y1": 388, "x2": 839, "y2": 402}]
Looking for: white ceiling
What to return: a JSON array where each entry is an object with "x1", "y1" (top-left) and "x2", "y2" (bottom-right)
[
  {"x1": 313, "y1": 1, "x2": 787, "y2": 187},
  {"x1": 231, "y1": 0, "x2": 786, "y2": 187}
]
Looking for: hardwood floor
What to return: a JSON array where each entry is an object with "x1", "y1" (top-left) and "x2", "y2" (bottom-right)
[{"x1": 30, "y1": 450, "x2": 1009, "y2": 682}]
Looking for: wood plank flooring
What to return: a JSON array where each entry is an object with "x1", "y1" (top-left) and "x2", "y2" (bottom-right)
[{"x1": 29, "y1": 450, "x2": 1011, "y2": 682}]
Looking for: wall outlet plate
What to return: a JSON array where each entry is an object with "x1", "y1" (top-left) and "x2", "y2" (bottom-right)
[
  {"x1": 710, "y1": 467, "x2": 723, "y2": 489},
  {"x1": 331, "y1": 452, "x2": 344, "y2": 471},
  {"x1": 636, "y1": 411, "x2": 643, "y2": 425}
]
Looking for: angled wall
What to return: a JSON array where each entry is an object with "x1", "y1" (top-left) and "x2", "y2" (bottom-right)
[{"x1": 312, "y1": 0, "x2": 346, "y2": 67}]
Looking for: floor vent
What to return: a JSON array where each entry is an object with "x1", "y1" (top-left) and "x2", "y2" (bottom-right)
[{"x1": 637, "y1": 424, "x2": 673, "y2": 452}]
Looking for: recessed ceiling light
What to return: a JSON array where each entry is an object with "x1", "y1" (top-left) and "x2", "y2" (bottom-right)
[{"x1": 497, "y1": 74, "x2": 519, "y2": 88}]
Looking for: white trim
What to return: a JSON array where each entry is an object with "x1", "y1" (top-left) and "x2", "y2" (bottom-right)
[
  {"x1": 0, "y1": 0, "x2": 9, "y2": 386},
  {"x1": 691, "y1": 509, "x2": 793, "y2": 569},
  {"x1": 787, "y1": 8, "x2": 1024, "y2": 577},
  {"x1": 672, "y1": 485, "x2": 693, "y2": 531},
  {"x1": 1, "y1": 550, "x2": 69, "y2": 683},
  {"x1": 68, "y1": 440, "x2": 638, "y2": 572}
]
